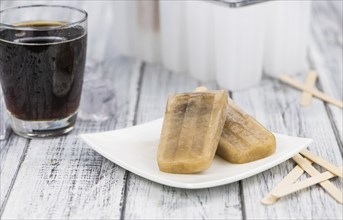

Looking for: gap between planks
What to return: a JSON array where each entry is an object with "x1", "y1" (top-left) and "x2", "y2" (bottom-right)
[
  {"x1": 119, "y1": 61, "x2": 145, "y2": 220},
  {"x1": 230, "y1": 90, "x2": 247, "y2": 220}
]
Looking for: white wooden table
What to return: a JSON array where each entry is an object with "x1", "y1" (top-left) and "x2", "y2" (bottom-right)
[{"x1": 0, "y1": 1, "x2": 342, "y2": 219}]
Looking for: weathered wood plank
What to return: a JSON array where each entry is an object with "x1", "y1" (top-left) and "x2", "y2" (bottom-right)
[
  {"x1": 122, "y1": 64, "x2": 243, "y2": 220},
  {"x1": 0, "y1": 134, "x2": 29, "y2": 212},
  {"x1": 232, "y1": 77, "x2": 342, "y2": 219},
  {"x1": 309, "y1": 1, "x2": 343, "y2": 141}
]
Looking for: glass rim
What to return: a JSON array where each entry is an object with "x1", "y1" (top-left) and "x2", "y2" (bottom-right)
[{"x1": 0, "y1": 4, "x2": 88, "y2": 30}]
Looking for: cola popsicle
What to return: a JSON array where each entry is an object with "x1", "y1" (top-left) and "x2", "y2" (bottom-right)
[
  {"x1": 157, "y1": 89, "x2": 228, "y2": 174},
  {"x1": 217, "y1": 98, "x2": 276, "y2": 164}
]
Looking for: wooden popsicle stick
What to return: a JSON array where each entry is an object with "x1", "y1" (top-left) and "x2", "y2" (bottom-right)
[
  {"x1": 194, "y1": 86, "x2": 208, "y2": 92},
  {"x1": 279, "y1": 74, "x2": 343, "y2": 109},
  {"x1": 261, "y1": 156, "x2": 317, "y2": 205},
  {"x1": 300, "y1": 149, "x2": 343, "y2": 178},
  {"x1": 260, "y1": 194, "x2": 278, "y2": 205},
  {"x1": 292, "y1": 154, "x2": 343, "y2": 204},
  {"x1": 272, "y1": 168, "x2": 341, "y2": 198},
  {"x1": 300, "y1": 71, "x2": 318, "y2": 106},
  {"x1": 261, "y1": 165, "x2": 305, "y2": 205}
]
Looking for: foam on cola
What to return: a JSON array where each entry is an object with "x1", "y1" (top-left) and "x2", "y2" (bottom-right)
[{"x1": 0, "y1": 21, "x2": 87, "y2": 121}]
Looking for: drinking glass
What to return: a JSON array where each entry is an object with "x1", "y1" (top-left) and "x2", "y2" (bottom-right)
[{"x1": 0, "y1": 5, "x2": 88, "y2": 138}]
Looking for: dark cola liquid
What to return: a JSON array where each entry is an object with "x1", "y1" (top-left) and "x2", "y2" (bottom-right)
[{"x1": 0, "y1": 21, "x2": 87, "y2": 121}]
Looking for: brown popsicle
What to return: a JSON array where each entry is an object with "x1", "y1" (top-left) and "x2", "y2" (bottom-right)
[
  {"x1": 217, "y1": 98, "x2": 276, "y2": 164},
  {"x1": 157, "y1": 89, "x2": 228, "y2": 174}
]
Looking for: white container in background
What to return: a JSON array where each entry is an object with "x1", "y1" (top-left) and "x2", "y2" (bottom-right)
[
  {"x1": 111, "y1": 1, "x2": 136, "y2": 57},
  {"x1": 109, "y1": 0, "x2": 312, "y2": 91},
  {"x1": 111, "y1": 1, "x2": 160, "y2": 63},
  {"x1": 186, "y1": 1, "x2": 216, "y2": 81},
  {"x1": 264, "y1": 1, "x2": 312, "y2": 77},
  {"x1": 159, "y1": 1, "x2": 188, "y2": 73},
  {"x1": 135, "y1": 1, "x2": 160, "y2": 63},
  {"x1": 214, "y1": 2, "x2": 267, "y2": 91}
]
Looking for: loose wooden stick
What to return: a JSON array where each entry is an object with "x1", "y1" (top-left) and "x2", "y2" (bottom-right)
[
  {"x1": 279, "y1": 74, "x2": 343, "y2": 109},
  {"x1": 292, "y1": 154, "x2": 343, "y2": 204},
  {"x1": 300, "y1": 71, "x2": 318, "y2": 107},
  {"x1": 300, "y1": 149, "x2": 343, "y2": 178},
  {"x1": 272, "y1": 168, "x2": 341, "y2": 198},
  {"x1": 194, "y1": 86, "x2": 208, "y2": 92},
  {"x1": 261, "y1": 157, "x2": 317, "y2": 205},
  {"x1": 261, "y1": 165, "x2": 305, "y2": 205}
]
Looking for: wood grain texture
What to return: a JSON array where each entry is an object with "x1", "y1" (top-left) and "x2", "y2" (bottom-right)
[
  {"x1": 0, "y1": 134, "x2": 29, "y2": 212},
  {"x1": 309, "y1": 1, "x2": 343, "y2": 141},
  {"x1": 122, "y1": 64, "x2": 242, "y2": 219}
]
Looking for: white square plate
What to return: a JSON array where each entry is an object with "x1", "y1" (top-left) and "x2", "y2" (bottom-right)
[{"x1": 80, "y1": 118, "x2": 313, "y2": 189}]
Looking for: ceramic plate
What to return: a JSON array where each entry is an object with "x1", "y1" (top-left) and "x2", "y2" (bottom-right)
[{"x1": 80, "y1": 118, "x2": 313, "y2": 189}]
